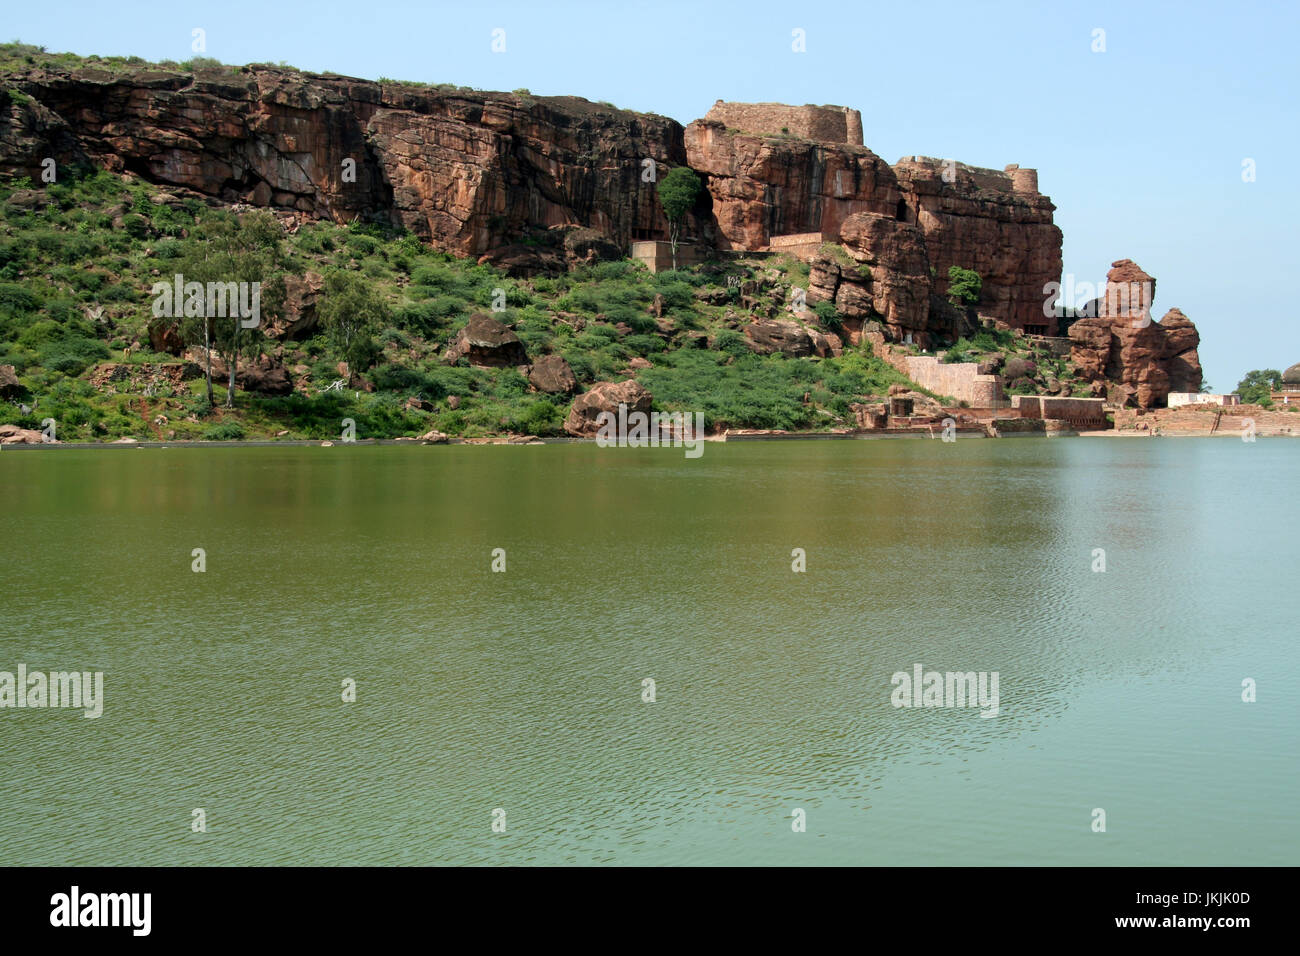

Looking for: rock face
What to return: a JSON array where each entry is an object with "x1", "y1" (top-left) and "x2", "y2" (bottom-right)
[
  {"x1": 0, "y1": 93, "x2": 91, "y2": 182},
  {"x1": 563, "y1": 380, "x2": 652, "y2": 437},
  {"x1": 684, "y1": 119, "x2": 900, "y2": 251},
  {"x1": 685, "y1": 113, "x2": 1062, "y2": 338},
  {"x1": 892, "y1": 158, "x2": 1063, "y2": 334},
  {"x1": 1067, "y1": 260, "x2": 1203, "y2": 407},
  {"x1": 0, "y1": 65, "x2": 687, "y2": 256},
  {"x1": 444, "y1": 313, "x2": 528, "y2": 367},
  {"x1": 268, "y1": 271, "x2": 324, "y2": 339},
  {"x1": 4, "y1": 70, "x2": 1185, "y2": 395},
  {"x1": 809, "y1": 212, "x2": 932, "y2": 342}
]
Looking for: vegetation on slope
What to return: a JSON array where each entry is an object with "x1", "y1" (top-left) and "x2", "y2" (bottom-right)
[{"x1": 0, "y1": 168, "x2": 925, "y2": 442}]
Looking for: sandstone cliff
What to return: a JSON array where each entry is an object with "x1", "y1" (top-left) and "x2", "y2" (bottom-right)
[
  {"x1": 0, "y1": 62, "x2": 1203, "y2": 406},
  {"x1": 892, "y1": 157, "x2": 1063, "y2": 334},
  {"x1": 1, "y1": 64, "x2": 686, "y2": 255}
]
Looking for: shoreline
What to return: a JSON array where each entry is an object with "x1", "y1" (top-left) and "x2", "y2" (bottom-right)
[{"x1": 3, "y1": 430, "x2": 1296, "y2": 449}]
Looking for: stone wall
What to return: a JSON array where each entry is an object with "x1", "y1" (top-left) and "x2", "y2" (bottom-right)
[
  {"x1": 1012, "y1": 395, "x2": 1108, "y2": 428},
  {"x1": 1115, "y1": 404, "x2": 1300, "y2": 436},
  {"x1": 903, "y1": 355, "x2": 1003, "y2": 405},
  {"x1": 630, "y1": 240, "x2": 705, "y2": 273},
  {"x1": 766, "y1": 232, "x2": 826, "y2": 261},
  {"x1": 702, "y1": 101, "x2": 863, "y2": 145}
]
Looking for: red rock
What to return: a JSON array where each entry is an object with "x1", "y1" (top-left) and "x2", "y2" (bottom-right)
[
  {"x1": 268, "y1": 270, "x2": 323, "y2": 339},
  {"x1": 1067, "y1": 261, "x2": 1203, "y2": 407},
  {"x1": 809, "y1": 213, "x2": 931, "y2": 342},
  {"x1": 563, "y1": 380, "x2": 653, "y2": 437},
  {"x1": 684, "y1": 118, "x2": 899, "y2": 251},
  {"x1": 148, "y1": 320, "x2": 184, "y2": 355},
  {"x1": 744, "y1": 319, "x2": 815, "y2": 356},
  {"x1": 893, "y1": 158, "x2": 1063, "y2": 334},
  {"x1": 0, "y1": 424, "x2": 49, "y2": 444},
  {"x1": 444, "y1": 313, "x2": 528, "y2": 367},
  {"x1": 528, "y1": 353, "x2": 578, "y2": 393},
  {"x1": 0, "y1": 364, "x2": 22, "y2": 398}
]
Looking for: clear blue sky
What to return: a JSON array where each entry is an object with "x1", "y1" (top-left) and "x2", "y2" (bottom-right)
[{"x1": 9, "y1": 0, "x2": 1298, "y2": 388}]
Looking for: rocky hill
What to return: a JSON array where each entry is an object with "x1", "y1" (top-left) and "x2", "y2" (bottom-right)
[{"x1": 0, "y1": 46, "x2": 1208, "y2": 442}]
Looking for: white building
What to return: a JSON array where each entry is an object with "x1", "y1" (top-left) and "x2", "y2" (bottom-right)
[{"x1": 1167, "y1": 392, "x2": 1240, "y2": 408}]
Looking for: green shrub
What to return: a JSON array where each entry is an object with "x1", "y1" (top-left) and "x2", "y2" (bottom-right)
[{"x1": 202, "y1": 422, "x2": 247, "y2": 440}]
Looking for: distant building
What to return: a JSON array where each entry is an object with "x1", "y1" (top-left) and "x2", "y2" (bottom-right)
[
  {"x1": 1270, "y1": 362, "x2": 1300, "y2": 406},
  {"x1": 1168, "y1": 392, "x2": 1240, "y2": 408}
]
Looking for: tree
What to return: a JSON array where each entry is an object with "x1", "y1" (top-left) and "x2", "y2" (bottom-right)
[
  {"x1": 175, "y1": 210, "x2": 286, "y2": 408},
  {"x1": 657, "y1": 166, "x2": 702, "y2": 271},
  {"x1": 947, "y1": 265, "x2": 982, "y2": 307},
  {"x1": 1235, "y1": 369, "x2": 1281, "y2": 407},
  {"x1": 318, "y1": 270, "x2": 388, "y2": 378}
]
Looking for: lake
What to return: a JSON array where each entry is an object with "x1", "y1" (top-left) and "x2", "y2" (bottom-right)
[{"x1": 1, "y1": 437, "x2": 1296, "y2": 865}]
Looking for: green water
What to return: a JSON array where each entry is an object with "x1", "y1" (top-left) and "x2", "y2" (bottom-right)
[{"x1": 1, "y1": 438, "x2": 1296, "y2": 865}]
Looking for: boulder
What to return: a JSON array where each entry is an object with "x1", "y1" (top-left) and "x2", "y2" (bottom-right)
[
  {"x1": 445, "y1": 313, "x2": 528, "y2": 367},
  {"x1": 1002, "y1": 357, "x2": 1037, "y2": 380},
  {"x1": 0, "y1": 364, "x2": 23, "y2": 398},
  {"x1": 148, "y1": 321, "x2": 184, "y2": 356},
  {"x1": 561, "y1": 227, "x2": 622, "y2": 269},
  {"x1": 528, "y1": 353, "x2": 578, "y2": 394},
  {"x1": 477, "y1": 244, "x2": 566, "y2": 278},
  {"x1": 563, "y1": 380, "x2": 652, "y2": 437},
  {"x1": 744, "y1": 319, "x2": 814, "y2": 357},
  {"x1": 268, "y1": 270, "x2": 324, "y2": 339},
  {"x1": 236, "y1": 354, "x2": 293, "y2": 395},
  {"x1": 0, "y1": 424, "x2": 49, "y2": 444}
]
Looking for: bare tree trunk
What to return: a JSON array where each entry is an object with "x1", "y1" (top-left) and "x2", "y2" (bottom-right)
[
  {"x1": 225, "y1": 325, "x2": 240, "y2": 408},
  {"x1": 669, "y1": 222, "x2": 679, "y2": 272},
  {"x1": 203, "y1": 317, "x2": 213, "y2": 408}
]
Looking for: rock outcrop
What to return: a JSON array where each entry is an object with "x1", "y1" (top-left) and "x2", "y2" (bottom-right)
[
  {"x1": 0, "y1": 424, "x2": 51, "y2": 444},
  {"x1": 1067, "y1": 260, "x2": 1203, "y2": 407},
  {"x1": 809, "y1": 212, "x2": 932, "y2": 342},
  {"x1": 0, "y1": 65, "x2": 687, "y2": 256},
  {"x1": 527, "y1": 353, "x2": 578, "y2": 394},
  {"x1": 892, "y1": 158, "x2": 1063, "y2": 333},
  {"x1": 563, "y1": 380, "x2": 652, "y2": 437},
  {"x1": 0, "y1": 364, "x2": 23, "y2": 398},
  {"x1": 683, "y1": 119, "x2": 900, "y2": 252},
  {"x1": 744, "y1": 319, "x2": 815, "y2": 357},
  {"x1": 0, "y1": 66, "x2": 1206, "y2": 406},
  {"x1": 444, "y1": 313, "x2": 528, "y2": 367}
]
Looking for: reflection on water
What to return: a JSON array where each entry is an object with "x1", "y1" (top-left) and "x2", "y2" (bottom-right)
[{"x1": 1, "y1": 438, "x2": 1296, "y2": 864}]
